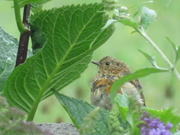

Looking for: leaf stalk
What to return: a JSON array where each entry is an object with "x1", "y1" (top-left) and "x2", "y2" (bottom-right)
[{"x1": 13, "y1": 0, "x2": 27, "y2": 34}]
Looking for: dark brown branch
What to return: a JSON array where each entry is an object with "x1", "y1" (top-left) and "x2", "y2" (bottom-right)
[{"x1": 15, "y1": 4, "x2": 30, "y2": 67}]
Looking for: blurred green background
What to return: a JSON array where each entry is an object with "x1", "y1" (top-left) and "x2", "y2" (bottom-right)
[{"x1": 1, "y1": 0, "x2": 180, "y2": 124}]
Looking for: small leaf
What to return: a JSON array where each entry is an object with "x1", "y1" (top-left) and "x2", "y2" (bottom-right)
[
  {"x1": 139, "y1": 50, "x2": 167, "y2": 70},
  {"x1": 139, "y1": 49, "x2": 155, "y2": 64},
  {"x1": 140, "y1": 6, "x2": 157, "y2": 29},
  {"x1": 175, "y1": 46, "x2": 180, "y2": 64},
  {"x1": 104, "y1": 18, "x2": 139, "y2": 30},
  {"x1": 103, "y1": 19, "x2": 117, "y2": 29},
  {"x1": 165, "y1": 37, "x2": 180, "y2": 64},
  {"x1": 133, "y1": 8, "x2": 140, "y2": 18},
  {"x1": 110, "y1": 68, "x2": 167, "y2": 102},
  {"x1": 166, "y1": 36, "x2": 177, "y2": 52},
  {"x1": 30, "y1": 0, "x2": 51, "y2": 13},
  {"x1": 117, "y1": 19, "x2": 139, "y2": 29},
  {"x1": 108, "y1": 106, "x2": 130, "y2": 135}
]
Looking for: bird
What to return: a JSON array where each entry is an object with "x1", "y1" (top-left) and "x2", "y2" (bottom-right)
[{"x1": 91, "y1": 56, "x2": 145, "y2": 110}]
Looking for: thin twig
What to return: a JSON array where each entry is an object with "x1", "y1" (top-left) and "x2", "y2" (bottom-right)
[{"x1": 15, "y1": 4, "x2": 30, "y2": 67}]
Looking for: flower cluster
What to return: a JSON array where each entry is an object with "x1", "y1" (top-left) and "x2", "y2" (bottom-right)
[{"x1": 140, "y1": 112, "x2": 173, "y2": 135}]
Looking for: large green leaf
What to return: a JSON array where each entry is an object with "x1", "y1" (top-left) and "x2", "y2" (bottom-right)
[
  {"x1": 0, "y1": 27, "x2": 18, "y2": 92},
  {"x1": 3, "y1": 4, "x2": 114, "y2": 120},
  {"x1": 53, "y1": 90, "x2": 110, "y2": 135}
]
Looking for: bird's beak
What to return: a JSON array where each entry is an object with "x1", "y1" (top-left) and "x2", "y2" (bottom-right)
[{"x1": 91, "y1": 61, "x2": 99, "y2": 66}]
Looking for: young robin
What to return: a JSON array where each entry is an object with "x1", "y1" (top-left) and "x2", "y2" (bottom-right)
[{"x1": 91, "y1": 56, "x2": 145, "y2": 110}]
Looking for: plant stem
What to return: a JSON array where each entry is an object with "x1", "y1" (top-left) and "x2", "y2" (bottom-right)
[
  {"x1": 15, "y1": 4, "x2": 30, "y2": 67},
  {"x1": 13, "y1": 0, "x2": 27, "y2": 34},
  {"x1": 27, "y1": 109, "x2": 36, "y2": 121},
  {"x1": 137, "y1": 28, "x2": 180, "y2": 80}
]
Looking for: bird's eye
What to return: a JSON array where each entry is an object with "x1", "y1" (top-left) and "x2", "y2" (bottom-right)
[{"x1": 105, "y1": 62, "x2": 111, "y2": 65}]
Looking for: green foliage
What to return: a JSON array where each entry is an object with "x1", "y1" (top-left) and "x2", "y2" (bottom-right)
[
  {"x1": 166, "y1": 37, "x2": 180, "y2": 64},
  {"x1": 111, "y1": 2, "x2": 180, "y2": 79},
  {"x1": 30, "y1": 1, "x2": 51, "y2": 13},
  {"x1": 79, "y1": 108, "x2": 110, "y2": 135},
  {"x1": 115, "y1": 93, "x2": 180, "y2": 134},
  {"x1": 112, "y1": 6, "x2": 157, "y2": 30},
  {"x1": 139, "y1": 50, "x2": 156, "y2": 66},
  {"x1": 1, "y1": 0, "x2": 180, "y2": 134},
  {"x1": 79, "y1": 108, "x2": 102, "y2": 135},
  {"x1": 0, "y1": 27, "x2": 18, "y2": 92},
  {"x1": 118, "y1": 19, "x2": 139, "y2": 29},
  {"x1": 54, "y1": 90, "x2": 110, "y2": 135},
  {"x1": 105, "y1": 6, "x2": 157, "y2": 30},
  {"x1": 54, "y1": 89, "x2": 180, "y2": 135},
  {"x1": 3, "y1": 3, "x2": 114, "y2": 121},
  {"x1": 113, "y1": 69, "x2": 179, "y2": 134},
  {"x1": 53, "y1": 90, "x2": 95, "y2": 128},
  {"x1": 146, "y1": 108, "x2": 180, "y2": 132},
  {"x1": 115, "y1": 94, "x2": 128, "y2": 119},
  {"x1": 115, "y1": 93, "x2": 142, "y2": 135},
  {"x1": 0, "y1": 96, "x2": 48, "y2": 135},
  {"x1": 139, "y1": 50, "x2": 168, "y2": 70},
  {"x1": 30, "y1": 0, "x2": 52, "y2": 13},
  {"x1": 108, "y1": 106, "x2": 130, "y2": 135},
  {"x1": 110, "y1": 68, "x2": 167, "y2": 102},
  {"x1": 166, "y1": 36, "x2": 177, "y2": 52}
]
